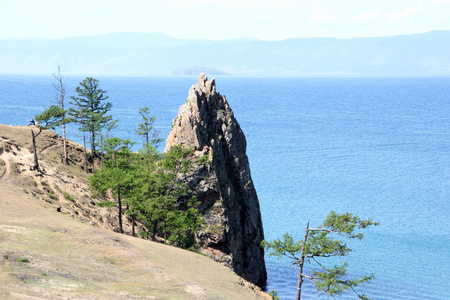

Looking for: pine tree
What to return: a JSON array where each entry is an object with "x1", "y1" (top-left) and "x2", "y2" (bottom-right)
[
  {"x1": 35, "y1": 105, "x2": 66, "y2": 130},
  {"x1": 69, "y1": 77, "x2": 113, "y2": 155},
  {"x1": 135, "y1": 106, "x2": 163, "y2": 149},
  {"x1": 53, "y1": 66, "x2": 70, "y2": 164},
  {"x1": 89, "y1": 137, "x2": 203, "y2": 248},
  {"x1": 158, "y1": 145, "x2": 203, "y2": 247},
  {"x1": 89, "y1": 137, "x2": 136, "y2": 234},
  {"x1": 127, "y1": 145, "x2": 203, "y2": 247},
  {"x1": 34, "y1": 104, "x2": 68, "y2": 171},
  {"x1": 263, "y1": 211, "x2": 379, "y2": 300}
]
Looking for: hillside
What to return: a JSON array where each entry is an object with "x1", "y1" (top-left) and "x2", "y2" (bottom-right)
[
  {"x1": 0, "y1": 31, "x2": 449, "y2": 76},
  {"x1": 0, "y1": 124, "x2": 269, "y2": 299}
]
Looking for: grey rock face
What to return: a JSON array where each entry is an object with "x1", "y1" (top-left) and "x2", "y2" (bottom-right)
[{"x1": 165, "y1": 74, "x2": 267, "y2": 287}]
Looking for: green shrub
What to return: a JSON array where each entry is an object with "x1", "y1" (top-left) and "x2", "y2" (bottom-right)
[
  {"x1": 47, "y1": 193, "x2": 57, "y2": 200},
  {"x1": 54, "y1": 184, "x2": 62, "y2": 192},
  {"x1": 198, "y1": 154, "x2": 209, "y2": 165},
  {"x1": 63, "y1": 192, "x2": 75, "y2": 202},
  {"x1": 269, "y1": 290, "x2": 279, "y2": 300},
  {"x1": 96, "y1": 200, "x2": 116, "y2": 208}
]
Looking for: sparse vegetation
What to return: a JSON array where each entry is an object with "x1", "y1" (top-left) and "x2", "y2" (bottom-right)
[
  {"x1": 0, "y1": 168, "x2": 267, "y2": 299},
  {"x1": 54, "y1": 184, "x2": 62, "y2": 192},
  {"x1": 47, "y1": 192, "x2": 57, "y2": 200},
  {"x1": 96, "y1": 200, "x2": 116, "y2": 208},
  {"x1": 63, "y1": 192, "x2": 75, "y2": 202},
  {"x1": 205, "y1": 224, "x2": 224, "y2": 236},
  {"x1": 198, "y1": 154, "x2": 209, "y2": 165},
  {"x1": 17, "y1": 257, "x2": 30, "y2": 263},
  {"x1": 269, "y1": 290, "x2": 279, "y2": 300}
]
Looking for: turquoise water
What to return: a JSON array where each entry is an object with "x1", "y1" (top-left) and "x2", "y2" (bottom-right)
[{"x1": 1, "y1": 76, "x2": 449, "y2": 299}]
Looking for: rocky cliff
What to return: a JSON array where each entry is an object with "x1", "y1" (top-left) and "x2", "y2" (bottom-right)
[{"x1": 165, "y1": 74, "x2": 267, "y2": 287}]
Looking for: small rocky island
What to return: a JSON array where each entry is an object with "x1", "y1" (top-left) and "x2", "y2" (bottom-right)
[
  {"x1": 171, "y1": 67, "x2": 230, "y2": 76},
  {"x1": 165, "y1": 74, "x2": 267, "y2": 287}
]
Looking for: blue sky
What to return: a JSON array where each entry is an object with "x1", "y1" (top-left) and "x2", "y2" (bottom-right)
[{"x1": 1, "y1": 0, "x2": 449, "y2": 40}]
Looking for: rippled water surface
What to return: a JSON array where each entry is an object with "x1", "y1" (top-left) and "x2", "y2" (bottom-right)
[{"x1": 1, "y1": 76, "x2": 449, "y2": 299}]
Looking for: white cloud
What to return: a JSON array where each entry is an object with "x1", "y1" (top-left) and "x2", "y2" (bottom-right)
[
  {"x1": 174, "y1": 0, "x2": 295, "y2": 10},
  {"x1": 352, "y1": 9, "x2": 382, "y2": 22},
  {"x1": 309, "y1": 12, "x2": 336, "y2": 23},
  {"x1": 386, "y1": 5, "x2": 423, "y2": 23},
  {"x1": 352, "y1": 5, "x2": 423, "y2": 24}
]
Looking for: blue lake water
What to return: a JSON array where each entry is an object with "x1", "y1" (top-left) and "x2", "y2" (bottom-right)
[{"x1": 1, "y1": 75, "x2": 449, "y2": 299}]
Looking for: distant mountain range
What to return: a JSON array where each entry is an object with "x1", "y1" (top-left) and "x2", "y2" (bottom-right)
[{"x1": 0, "y1": 31, "x2": 449, "y2": 76}]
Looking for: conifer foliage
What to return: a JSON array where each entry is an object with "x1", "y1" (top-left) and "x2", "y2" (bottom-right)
[
  {"x1": 33, "y1": 67, "x2": 71, "y2": 169},
  {"x1": 263, "y1": 211, "x2": 379, "y2": 300},
  {"x1": 89, "y1": 139, "x2": 203, "y2": 249},
  {"x1": 89, "y1": 137, "x2": 136, "y2": 234},
  {"x1": 35, "y1": 76, "x2": 203, "y2": 249},
  {"x1": 135, "y1": 106, "x2": 163, "y2": 148},
  {"x1": 69, "y1": 77, "x2": 113, "y2": 154}
]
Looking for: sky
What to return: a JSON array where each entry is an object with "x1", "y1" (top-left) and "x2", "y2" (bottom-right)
[{"x1": 1, "y1": 0, "x2": 449, "y2": 41}]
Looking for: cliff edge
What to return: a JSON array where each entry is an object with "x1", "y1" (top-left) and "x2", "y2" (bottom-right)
[{"x1": 165, "y1": 74, "x2": 267, "y2": 287}]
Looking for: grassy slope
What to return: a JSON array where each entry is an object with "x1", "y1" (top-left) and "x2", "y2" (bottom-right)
[{"x1": 0, "y1": 125, "x2": 269, "y2": 300}]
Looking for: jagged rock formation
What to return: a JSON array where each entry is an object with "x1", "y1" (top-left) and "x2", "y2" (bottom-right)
[{"x1": 165, "y1": 74, "x2": 267, "y2": 287}]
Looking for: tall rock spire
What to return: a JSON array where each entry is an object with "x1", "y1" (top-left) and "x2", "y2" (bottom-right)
[{"x1": 165, "y1": 74, "x2": 267, "y2": 287}]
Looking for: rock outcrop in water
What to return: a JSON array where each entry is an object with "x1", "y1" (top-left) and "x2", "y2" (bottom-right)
[{"x1": 165, "y1": 74, "x2": 267, "y2": 287}]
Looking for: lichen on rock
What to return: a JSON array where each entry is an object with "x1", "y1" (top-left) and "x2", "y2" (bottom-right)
[{"x1": 165, "y1": 74, "x2": 267, "y2": 287}]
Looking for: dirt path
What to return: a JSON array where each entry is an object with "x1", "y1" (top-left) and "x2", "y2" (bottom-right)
[{"x1": 41, "y1": 143, "x2": 59, "y2": 153}]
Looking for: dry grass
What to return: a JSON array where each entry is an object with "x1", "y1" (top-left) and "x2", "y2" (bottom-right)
[{"x1": 0, "y1": 125, "x2": 269, "y2": 300}]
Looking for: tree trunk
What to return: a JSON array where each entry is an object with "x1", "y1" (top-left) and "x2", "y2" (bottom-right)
[
  {"x1": 99, "y1": 134, "x2": 104, "y2": 169},
  {"x1": 131, "y1": 215, "x2": 136, "y2": 237},
  {"x1": 163, "y1": 221, "x2": 167, "y2": 244},
  {"x1": 296, "y1": 220, "x2": 310, "y2": 300},
  {"x1": 31, "y1": 129, "x2": 39, "y2": 171},
  {"x1": 152, "y1": 222, "x2": 157, "y2": 241},
  {"x1": 62, "y1": 123, "x2": 68, "y2": 165},
  {"x1": 90, "y1": 131, "x2": 95, "y2": 171},
  {"x1": 118, "y1": 189, "x2": 123, "y2": 234},
  {"x1": 54, "y1": 65, "x2": 69, "y2": 165},
  {"x1": 83, "y1": 132, "x2": 88, "y2": 173},
  {"x1": 91, "y1": 131, "x2": 96, "y2": 154}
]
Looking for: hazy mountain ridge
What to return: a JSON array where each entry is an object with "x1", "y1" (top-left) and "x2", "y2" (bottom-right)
[{"x1": 0, "y1": 31, "x2": 449, "y2": 76}]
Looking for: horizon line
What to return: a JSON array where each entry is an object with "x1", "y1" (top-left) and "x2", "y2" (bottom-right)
[{"x1": 1, "y1": 29, "x2": 448, "y2": 42}]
